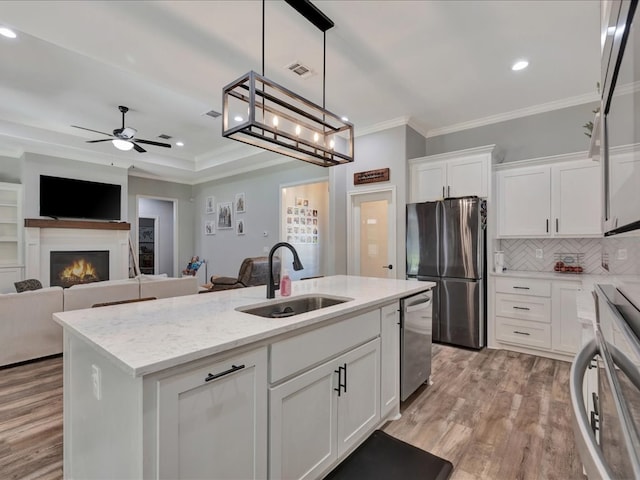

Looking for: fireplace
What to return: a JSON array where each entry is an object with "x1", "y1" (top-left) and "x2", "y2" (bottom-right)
[{"x1": 50, "y1": 250, "x2": 109, "y2": 288}]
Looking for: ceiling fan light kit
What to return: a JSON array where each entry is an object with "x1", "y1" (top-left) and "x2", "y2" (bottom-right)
[
  {"x1": 72, "y1": 105, "x2": 172, "y2": 154},
  {"x1": 222, "y1": 0, "x2": 354, "y2": 167}
]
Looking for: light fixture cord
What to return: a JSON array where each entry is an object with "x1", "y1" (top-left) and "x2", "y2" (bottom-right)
[
  {"x1": 262, "y1": 0, "x2": 265, "y2": 76},
  {"x1": 323, "y1": 31, "x2": 326, "y2": 110}
]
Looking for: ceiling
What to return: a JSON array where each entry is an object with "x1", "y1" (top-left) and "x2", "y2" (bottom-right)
[{"x1": 0, "y1": 1, "x2": 600, "y2": 184}]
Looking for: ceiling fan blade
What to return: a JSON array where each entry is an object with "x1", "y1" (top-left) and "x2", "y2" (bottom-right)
[
  {"x1": 134, "y1": 138, "x2": 172, "y2": 148},
  {"x1": 71, "y1": 125, "x2": 114, "y2": 137},
  {"x1": 132, "y1": 142, "x2": 147, "y2": 153},
  {"x1": 86, "y1": 139, "x2": 113, "y2": 143}
]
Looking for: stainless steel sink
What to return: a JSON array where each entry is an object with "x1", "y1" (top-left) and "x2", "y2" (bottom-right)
[{"x1": 237, "y1": 294, "x2": 352, "y2": 318}]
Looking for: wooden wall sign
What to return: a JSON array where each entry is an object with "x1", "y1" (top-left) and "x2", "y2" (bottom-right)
[{"x1": 354, "y1": 168, "x2": 390, "y2": 185}]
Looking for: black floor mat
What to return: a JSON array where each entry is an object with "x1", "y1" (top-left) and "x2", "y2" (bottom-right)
[{"x1": 324, "y1": 430, "x2": 454, "y2": 480}]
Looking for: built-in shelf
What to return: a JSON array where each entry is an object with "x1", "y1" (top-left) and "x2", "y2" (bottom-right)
[{"x1": 24, "y1": 219, "x2": 131, "y2": 231}]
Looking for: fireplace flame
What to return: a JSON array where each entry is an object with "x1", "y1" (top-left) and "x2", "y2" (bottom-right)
[{"x1": 59, "y1": 259, "x2": 99, "y2": 283}]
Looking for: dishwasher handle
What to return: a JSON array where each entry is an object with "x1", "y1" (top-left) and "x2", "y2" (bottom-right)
[{"x1": 405, "y1": 296, "x2": 432, "y2": 314}]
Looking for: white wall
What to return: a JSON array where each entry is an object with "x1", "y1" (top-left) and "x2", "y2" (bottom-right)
[
  {"x1": 193, "y1": 159, "x2": 327, "y2": 278},
  {"x1": 21, "y1": 153, "x2": 128, "y2": 220},
  {"x1": 280, "y1": 181, "x2": 329, "y2": 280},
  {"x1": 0, "y1": 155, "x2": 21, "y2": 183},
  {"x1": 127, "y1": 176, "x2": 194, "y2": 278}
]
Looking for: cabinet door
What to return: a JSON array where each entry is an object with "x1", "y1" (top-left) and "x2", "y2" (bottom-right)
[
  {"x1": 157, "y1": 347, "x2": 267, "y2": 480},
  {"x1": 551, "y1": 282, "x2": 581, "y2": 355},
  {"x1": 497, "y1": 167, "x2": 551, "y2": 237},
  {"x1": 447, "y1": 155, "x2": 488, "y2": 198},
  {"x1": 337, "y1": 339, "x2": 381, "y2": 457},
  {"x1": 0, "y1": 267, "x2": 22, "y2": 293},
  {"x1": 269, "y1": 358, "x2": 338, "y2": 480},
  {"x1": 380, "y1": 303, "x2": 399, "y2": 419},
  {"x1": 411, "y1": 161, "x2": 447, "y2": 202},
  {"x1": 552, "y1": 160, "x2": 602, "y2": 236}
]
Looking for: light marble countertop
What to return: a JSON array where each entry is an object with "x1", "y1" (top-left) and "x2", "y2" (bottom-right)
[
  {"x1": 53, "y1": 275, "x2": 435, "y2": 378},
  {"x1": 490, "y1": 270, "x2": 584, "y2": 281}
]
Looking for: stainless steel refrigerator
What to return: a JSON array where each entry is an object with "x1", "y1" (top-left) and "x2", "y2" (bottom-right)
[{"x1": 406, "y1": 197, "x2": 485, "y2": 349}]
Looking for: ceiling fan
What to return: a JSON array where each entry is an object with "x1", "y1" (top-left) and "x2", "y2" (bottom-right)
[{"x1": 71, "y1": 105, "x2": 171, "y2": 153}]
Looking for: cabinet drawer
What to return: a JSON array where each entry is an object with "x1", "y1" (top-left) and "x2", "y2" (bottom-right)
[
  {"x1": 495, "y1": 317, "x2": 551, "y2": 349},
  {"x1": 270, "y1": 309, "x2": 381, "y2": 383},
  {"x1": 495, "y1": 293, "x2": 551, "y2": 323},
  {"x1": 495, "y1": 277, "x2": 551, "y2": 297}
]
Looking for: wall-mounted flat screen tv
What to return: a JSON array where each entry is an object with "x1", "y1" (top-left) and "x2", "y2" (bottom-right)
[{"x1": 40, "y1": 175, "x2": 122, "y2": 221}]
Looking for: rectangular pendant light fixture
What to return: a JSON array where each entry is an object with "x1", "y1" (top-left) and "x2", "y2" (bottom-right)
[
  {"x1": 222, "y1": 71, "x2": 353, "y2": 167},
  {"x1": 222, "y1": 0, "x2": 354, "y2": 167}
]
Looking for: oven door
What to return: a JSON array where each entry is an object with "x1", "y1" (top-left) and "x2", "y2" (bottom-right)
[{"x1": 570, "y1": 286, "x2": 640, "y2": 479}]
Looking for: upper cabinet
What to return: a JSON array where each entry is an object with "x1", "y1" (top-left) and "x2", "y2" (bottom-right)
[
  {"x1": 409, "y1": 145, "x2": 495, "y2": 202},
  {"x1": 496, "y1": 158, "x2": 601, "y2": 238}
]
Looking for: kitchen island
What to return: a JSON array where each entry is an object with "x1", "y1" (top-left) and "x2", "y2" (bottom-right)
[{"x1": 54, "y1": 275, "x2": 434, "y2": 480}]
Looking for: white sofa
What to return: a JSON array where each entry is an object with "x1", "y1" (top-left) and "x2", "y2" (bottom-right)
[
  {"x1": 0, "y1": 287, "x2": 64, "y2": 367},
  {"x1": 139, "y1": 275, "x2": 199, "y2": 299},
  {"x1": 1, "y1": 276, "x2": 200, "y2": 367}
]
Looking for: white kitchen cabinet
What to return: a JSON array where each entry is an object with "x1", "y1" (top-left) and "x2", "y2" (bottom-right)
[
  {"x1": 269, "y1": 339, "x2": 380, "y2": 480},
  {"x1": 156, "y1": 347, "x2": 268, "y2": 480},
  {"x1": 497, "y1": 166, "x2": 551, "y2": 236},
  {"x1": 492, "y1": 275, "x2": 582, "y2": 360},
  {"x1": 380, "y1": 302, "x2": 400, "y2": 419},
  {"x1": 551, "y1": 282, "x2": 582, "y2": 355},
  {"x1": 0, "y1": 183, "x2": 23, "y2": 291},
  {"x1": 497, "y1": 159, "x2": 602, "y2": 237},
  {"x1": 409, "y1": 147, "x2": 492, "y2": 202},
  {"x1": 552, "y1": 161, "x2": 601, "y2": 236}
]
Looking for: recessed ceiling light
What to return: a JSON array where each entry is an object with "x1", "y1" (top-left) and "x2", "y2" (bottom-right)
[
  {"x1": 234, "y1": 115, "x2": 243, "y2": 122},
  {"x1": 0, "y1": 27, "x2": 17, "y2": 39},
  {"x1": 341, "y1": 116, "x2": 349, "y2": 122},
  {"x1": 176, "y1": 141, "x2": 184, "y2": 147},
  {"x1": 511, "y1": 60, "x2": 529, "y2": 71}
]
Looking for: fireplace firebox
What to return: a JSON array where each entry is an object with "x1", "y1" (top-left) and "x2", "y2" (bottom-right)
[{"x1": 50, "y1": 250, "x2": 109, "y2": 288}]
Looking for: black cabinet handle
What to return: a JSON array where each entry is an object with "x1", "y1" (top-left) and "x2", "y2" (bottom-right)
[
  {"x1": 205, "y1": 364, "x2": 245, "y2": 382},
  {"x1": 447, "y1": 185, "x2": 450, "y2": 197},
  {"x1": 334, "y1": 365, "x2": 346, "y2": 396},
  {"x1": 546, "y1": 219, "x2": 549, "y2": 233},
  {"x1": 592, "y1": 392, "x2": 599, "y2": 416},
  {"x1": 556, "y1": 218, "x2": 559, "y2": 233},
  {"x1": 442, "y1": 186, "x2": 445, "y2": 197},
  {"x1": 382, "y1": 264, "x2": 393, "y2": 270},
  {"x1": 513, "y1": 286, "x2": 530, "y2": 290},
  {"x1": 513, "y1": 306, "x2": 530, "y2": 311},
  {"x1": 513, "y1": 330, "x2": 530, "y2": 336}
]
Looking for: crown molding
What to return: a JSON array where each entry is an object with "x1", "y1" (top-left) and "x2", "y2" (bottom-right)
[
  {"x1": 493, "y1": 150, "x2": 590, "y2": 170},
  {"x1": 409, "y1": 144, "x2": 497, "y2": 164},
  {"x1": 354, "y1": 116, "x2": 411, "y2": 138},
  {"x1": 425, "y1": 91, "x2": 600, "y2": 138},
  {"x1": 193, "y1": 156, "x2": 294, "y2": 185}
]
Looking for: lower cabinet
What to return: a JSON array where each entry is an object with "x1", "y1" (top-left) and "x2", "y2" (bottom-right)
[
  {"x1": 494, "y1": 276, "x2": 581, "y2": 358},
  {"x1": 380, "y1": 303, "x2": 400, "y2": 418},
  {"x1": 156, "y1": 347, "x2": 268, "y2": 480},
  {"x1": 269, "y1": 339, "x2": 381, "y2": 480}
]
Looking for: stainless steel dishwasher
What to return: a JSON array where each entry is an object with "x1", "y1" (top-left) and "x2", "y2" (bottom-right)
[{"x1": 400, "y1": 289, "x2": 433, "y2": 401}]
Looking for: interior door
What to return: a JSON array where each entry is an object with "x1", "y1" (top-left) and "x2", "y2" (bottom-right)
[{"x1": 349, "y1": 189, "x2": 396, "y2": 279}]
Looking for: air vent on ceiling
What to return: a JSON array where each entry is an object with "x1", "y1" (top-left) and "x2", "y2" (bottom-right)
[
  {"x1": 285, "y1": 61, "x2": 314, "y2": 79},
  {"x1": 158, "y1": 134, "x2": 172, "y2": 140},
  {"x1": 204, "y1": 109, "x2": 222, "y2": 118}
]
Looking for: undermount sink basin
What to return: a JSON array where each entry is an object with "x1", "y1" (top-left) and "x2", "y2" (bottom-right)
[{"x1": 237, "y1": 294, "x2": 353, "y2": 319}]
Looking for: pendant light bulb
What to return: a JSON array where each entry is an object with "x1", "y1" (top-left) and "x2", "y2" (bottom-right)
[
  {"x1": 329, "y1": 139, "x2": 335, "y2": 150},
  {"x1": 272, "y1": 116, "x2": 279, "y2": 127},
  {"x1": 295, "y1": 125, "x2": 301, "y2": 136},
  {"x1": 313, "y1": 132, "x2": 319, "y2": 143}
]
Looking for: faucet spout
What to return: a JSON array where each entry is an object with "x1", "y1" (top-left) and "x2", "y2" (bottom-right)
[{"x1": 267, "y1": 242, "x2": 304, "y2": 299}]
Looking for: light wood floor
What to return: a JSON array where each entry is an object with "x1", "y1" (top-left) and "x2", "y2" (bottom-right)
[
  {"x1": 0, "y1": 346, "x2": 584, "y2": 479},
  {"x1": 384, "y1": 344, "x2": 585, "y2": 480}
]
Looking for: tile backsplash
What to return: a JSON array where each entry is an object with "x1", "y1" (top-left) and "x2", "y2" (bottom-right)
[{"x1": 497, "y1": 236, "x2": 640, "y2": 275}]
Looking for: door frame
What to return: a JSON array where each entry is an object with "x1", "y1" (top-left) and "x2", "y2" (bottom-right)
[
  {"x1": 136, "y1": 195, "x2": 179, "y2": 277},
  {"x1": 347, "y1": 185, "x2": 397, "y2": 278}
]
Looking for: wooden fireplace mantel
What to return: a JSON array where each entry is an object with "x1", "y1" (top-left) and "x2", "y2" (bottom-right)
[{"x1": 24, "y1": 219, "x2": 131, "y2": 231}]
